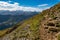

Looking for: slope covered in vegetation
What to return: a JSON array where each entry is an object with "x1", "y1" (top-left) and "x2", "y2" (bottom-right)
[{"x1": 0, "y1": 13, "x2": 43, "y2": 40}]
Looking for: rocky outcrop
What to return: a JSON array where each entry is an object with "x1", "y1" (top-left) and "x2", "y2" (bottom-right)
[{"x1": 39, "y1": 3, "x2": 60, "y2": 40}]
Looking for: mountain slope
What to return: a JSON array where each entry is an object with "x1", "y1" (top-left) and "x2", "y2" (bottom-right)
[
  {"x1": 0, "y1": 3, "x2": 60, "y2": 40},
  {"x1": 0, "y1": 14, "x2": 41, "y2": 40},
  {"x1": 39, "y1": 3, "x2": 60, "y2": 40}
]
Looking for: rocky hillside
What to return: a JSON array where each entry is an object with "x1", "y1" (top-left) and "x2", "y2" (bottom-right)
[
  {"x1": 39, "y1": 3, "x2": 60, "y2": 40},
  {"x1": 0, "y1": 3, "x2": 60, "y2": 40}
]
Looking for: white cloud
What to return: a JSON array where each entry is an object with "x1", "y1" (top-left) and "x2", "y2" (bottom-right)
[
  {"x1": 38, "y1": 4, "x2": 48, "y2": 7},
  {"x1": 0, "y1": 1, "x2": 50, "y2": 12}
]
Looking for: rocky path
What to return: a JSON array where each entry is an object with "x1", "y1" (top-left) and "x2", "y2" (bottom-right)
[{"x1": 39, "y1": 17, "x2": 58, "y2": 40}]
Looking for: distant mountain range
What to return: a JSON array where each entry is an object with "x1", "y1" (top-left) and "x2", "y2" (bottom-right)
[
  {"x1": 0, "y1": 10, "x2": 39, "y2": 15},
  {"x1": 0, "y1": 10, "x2": 39, "y2": 30}
]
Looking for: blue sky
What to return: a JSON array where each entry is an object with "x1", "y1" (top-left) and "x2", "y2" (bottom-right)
[
  {"x1": 0, "y1": 0, "x2": 59, "y2": 12},
  {"x1": 1, "y1": 0, "x2": 60, "y2": 6}
]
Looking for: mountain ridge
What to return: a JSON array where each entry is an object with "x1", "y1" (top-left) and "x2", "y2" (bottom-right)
[
  {"x1": 0, "y1": 3, "x2": 60, "y2": 40},
  {"x1": 0, "y1": 10, "x2": 39, "y2": 15}
]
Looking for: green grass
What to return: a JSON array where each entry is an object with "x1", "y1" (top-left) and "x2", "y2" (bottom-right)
[
  {"x1": 58, "y1": 34, "x2": 60, "y2": 40},
  {"x1": 9, "y1": 13, "x2": 44, "y2": 40}
]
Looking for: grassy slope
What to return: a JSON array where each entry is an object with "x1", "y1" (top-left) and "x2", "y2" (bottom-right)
[
  {"x1": 10, "y1": 14, "x2": 42, "y2": 40},
  {"x1": 0, "y1": 13, "x2": 45, "y2": 40},
  {"x1": 0, "y1": 28, "x2": 12, "y2": 37}
]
